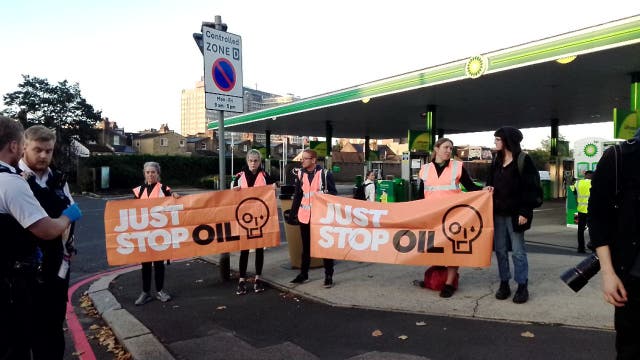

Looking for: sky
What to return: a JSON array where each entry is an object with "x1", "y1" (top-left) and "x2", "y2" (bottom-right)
[{"x1": 0, "y1": 1, "x2": 635, "y2": 150}]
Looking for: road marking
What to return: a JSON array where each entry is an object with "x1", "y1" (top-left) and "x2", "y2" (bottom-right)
[{"x1": 67, "y1": 266, "x2": 136, "y2": 360}]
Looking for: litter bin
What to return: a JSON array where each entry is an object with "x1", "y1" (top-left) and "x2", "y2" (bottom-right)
[
  {"x1": 541, "y1": 180, "x2": 552, "y2": 200},
  {"x1": 392, "y1": 178, "x2": 407, "y2": 202},
  {"x1": 279, "y1": 185, "x2": 323, "y2": 269}
]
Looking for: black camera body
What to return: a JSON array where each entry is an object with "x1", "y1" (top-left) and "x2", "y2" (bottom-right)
[{"x1": 561, "y1": 254, "x2": 601, "y2": 292}]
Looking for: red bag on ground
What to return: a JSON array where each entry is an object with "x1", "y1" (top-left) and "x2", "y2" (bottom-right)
[{"x1": 423, "y1": 266, "x2": 459, "y2": 291}]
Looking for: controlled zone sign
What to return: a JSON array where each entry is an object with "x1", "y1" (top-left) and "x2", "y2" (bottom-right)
[{"x1": 203, "y1": 26, "x2": 243, "y2": 113}]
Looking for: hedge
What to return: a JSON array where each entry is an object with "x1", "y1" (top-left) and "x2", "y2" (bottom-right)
[{"x1": 79, "y1": 155, "x2": 234, "y2": 191}]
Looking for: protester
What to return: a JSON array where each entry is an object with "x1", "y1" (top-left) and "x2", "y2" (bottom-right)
[
  {"x1": 485, "y1": 126, "x2": 539, "y2": 304},
  {"x1": 417, "y1": 138, "x2": 483, "y2": 297},
  {"x1": 289, "y1": 149, "x2": 338, "y2": 287},
  {"x1": 0, "y1": 116, "x2": 82, "y2": 359},
  {"x1": 19, "y1": 125, "x2": 76, "y2": 359},
  {"x1": 132, "y1": 162, "x2": 178, "y2": 305},
  {"x1": 571, "y1": 170, "x2": 593, "y2": 253},
  {"x1": 589, "y1": 128, "x2": 640, "y2": 359},
  {"x1": 231, "y1": 149, "x2": 276, "y2": 295},
  {"x1": 364, "y1": 170, "x2": 376, "y2": 202}
]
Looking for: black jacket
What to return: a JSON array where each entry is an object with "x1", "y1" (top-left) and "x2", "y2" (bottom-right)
[
  {"x1": 589, "y1": 138, "x2": 640, "y2": 280},
  {"x1": 487, "y1": 127, "x2": 539, "y2": 231}
]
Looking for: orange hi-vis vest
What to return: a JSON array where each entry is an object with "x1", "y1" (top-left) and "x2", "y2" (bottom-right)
[
  {"x1": 419, "y1": 160, "x2": 463, "y2": 199},
  {"x1": 132, "y1": 183, "x2": 168, "y2": 199},
  {"x1": 297, "y1": 169, "x2": 325, "y2": 224},
  {"x1": 237, "y1": 171, "x2": 267, "y2": 188}
]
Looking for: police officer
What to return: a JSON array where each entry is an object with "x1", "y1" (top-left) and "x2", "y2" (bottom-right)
[
  {"x1": 19, "y1": 125, "x2": 76, "y2": 359},
  {"x1": 0, "y1": 116, "x2": 82, "y2": 359},
  {"x1": 572, "y1": 170, "x2": 593, "y2": 253}
]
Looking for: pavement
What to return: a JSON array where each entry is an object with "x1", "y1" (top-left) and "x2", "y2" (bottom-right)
[{"x1": 85, "y1": 190, "x2": 614, "y2": 359}]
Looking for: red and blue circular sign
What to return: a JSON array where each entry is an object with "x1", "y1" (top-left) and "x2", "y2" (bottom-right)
[{"x1": 212, "y1": 58, "x2": 236, "y2": 92}]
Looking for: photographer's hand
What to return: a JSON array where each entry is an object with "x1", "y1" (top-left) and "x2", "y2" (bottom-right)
[{"x1": 596, "y1": 246, "x2": 628, "y2": 307}]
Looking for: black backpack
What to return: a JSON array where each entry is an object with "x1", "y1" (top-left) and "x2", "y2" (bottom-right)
[{"x1": 353, "y1": 182, "x2": 373, "y2": 200}]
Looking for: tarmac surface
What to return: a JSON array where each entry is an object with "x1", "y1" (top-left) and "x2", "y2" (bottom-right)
[{"x1": 86, "y1": 191, "x2": 616, "y2": 359}]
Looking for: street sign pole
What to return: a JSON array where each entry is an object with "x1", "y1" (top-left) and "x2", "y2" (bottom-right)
[
  {"x1": 213, "y1": 15, "x2": 226, "y2": 191},
  {"x1": 199, "y1": 14, "x2": 245, "y2": 281}
]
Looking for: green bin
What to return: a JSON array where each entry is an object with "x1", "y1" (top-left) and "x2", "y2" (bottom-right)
[
  {"x1": 393, "y1": 178, "x2": 407, "y2": 202},
  {"x1": 541, "y1": 180, "x2": 552, "y2": 200}
]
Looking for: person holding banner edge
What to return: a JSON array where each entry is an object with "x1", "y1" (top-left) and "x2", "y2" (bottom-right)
[
  {"x1": 231, "y1": 149, "x2": 277, "y2": 295},
  {"x1": 417, "y1": 138, "x2": 483, "y2": 298},
  {"x1": 132, "y1": 162, "x2": 179, "y2": 305},
  {"x1": 289, "y1": 149, "x2": 338, "y2": 287},
  {"x1": 485, "y1": 126, "x2": 538, "y2": 304}
]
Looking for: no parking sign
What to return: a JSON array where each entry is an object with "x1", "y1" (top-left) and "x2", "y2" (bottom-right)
[{"x1": 202, "y1": 26, "x2": 243, "y2": 113}]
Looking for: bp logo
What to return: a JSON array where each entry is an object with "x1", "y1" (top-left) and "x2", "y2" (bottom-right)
[
  {"x1": 465, "y1": 55, "x2": 488, "y2": 79},
  {"x1": 583, "y1": 143, "x2": 598, "y2": 157}
]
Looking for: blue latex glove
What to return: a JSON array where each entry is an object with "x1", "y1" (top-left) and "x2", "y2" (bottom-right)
[{"x1": 62, "y1": 203, "x2": 83, "y2": 222}]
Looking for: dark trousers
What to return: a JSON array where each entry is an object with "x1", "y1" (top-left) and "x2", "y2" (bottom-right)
[
  {"x1": 615, "y1": 276, "x2": 640, "y2": 359},
  {"x1": 31, "y1": 273, "x2": 69, "y2": 360},
  {"x1": 141, "y1": 261, "x2": 165, "y2": 292},
  {"x1": 577, "y1": 212, "x2": 588, "y2": 251},
  {"x1": 299, "y1": 222, "x2": 334, "y2": 277},
  {"x1": 239, "y1": 248, "x2": 264, "y2": 278},
  {"x1": 1, "y1": 272, "x2": 37, "y2": 360}
]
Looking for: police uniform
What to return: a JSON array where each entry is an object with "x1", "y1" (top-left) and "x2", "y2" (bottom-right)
[
  {"x1": 0, "y1": 160, "x2": 50, "y2": 359},
  {"x1": 19, "y1": 159, "x2": 74, "y2": 359}
]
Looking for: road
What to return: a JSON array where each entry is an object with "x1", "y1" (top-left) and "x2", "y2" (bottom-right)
[{"x1": 60, "y1": 193, "x2": 614, "y2": 359}]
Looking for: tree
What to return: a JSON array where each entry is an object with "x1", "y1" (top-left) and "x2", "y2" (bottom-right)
[{"x1": 2, "y1": 75, "x2": 102, "y2": 175}]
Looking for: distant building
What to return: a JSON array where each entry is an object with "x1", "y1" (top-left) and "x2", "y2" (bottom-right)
[
  {"x1": 133, "y1": 124, "x2": 187, "y2": 155},
  {"x1": 180, "y1": 79, "x2": 299, "y2": 141}
]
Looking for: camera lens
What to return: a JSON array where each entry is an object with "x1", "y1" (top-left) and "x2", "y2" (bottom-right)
[{"x1": 560, "y1": 254, "x2": 600, "y2": 293}]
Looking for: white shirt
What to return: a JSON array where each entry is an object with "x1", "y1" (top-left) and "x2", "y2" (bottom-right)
[
  {"x1": 0, "y1": 160, "x2": 49, "y2": 228},
  {"x1": 19, "y1": 159, "x2": 74, "y2": 204},
  {"x1": 364, "y1": 179, "x2": 376, "y2": 202}
]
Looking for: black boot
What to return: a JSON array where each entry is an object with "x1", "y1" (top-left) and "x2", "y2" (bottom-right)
[
  {"x1": 513, "y1": 281, "x2": 529, "y2": 304},
  {"x1": 495, "y1": 281, "x2": 511, "y2": 300}
]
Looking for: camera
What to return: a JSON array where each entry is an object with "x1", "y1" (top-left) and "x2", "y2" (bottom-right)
[{"x1": 560, "y1": 254, "x2": 600, "y2": 292}]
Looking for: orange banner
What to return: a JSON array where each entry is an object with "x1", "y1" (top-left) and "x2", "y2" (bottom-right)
[
  {"x1": 311, "y1": 191, "x2": 494, "y2": 267},
  {"x1": 104, "y1": 187, "x2": 280, "y2": 265}
]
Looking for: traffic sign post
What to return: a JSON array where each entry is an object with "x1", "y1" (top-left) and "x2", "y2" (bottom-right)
[{"x1": 203, "y1": 25, "x2": 243, "y2": 113}]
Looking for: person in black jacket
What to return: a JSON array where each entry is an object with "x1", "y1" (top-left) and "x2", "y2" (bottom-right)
[
  {"x1": 589, "y1": 128, "x2": 640, "y2": 359},
  {"x1": 289, "y1": 150, "x2": 338, "y2": 287},
  {"x1": 485, "y1": 126, "x2": 539, "y2": 304},
  {"x1": 19, "y1": 125, "x2": 76, "y2": 360}
]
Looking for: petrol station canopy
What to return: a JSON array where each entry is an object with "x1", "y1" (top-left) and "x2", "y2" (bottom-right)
[{"x1": 209, "y1": 15, "x2": 640, "y2": 139}]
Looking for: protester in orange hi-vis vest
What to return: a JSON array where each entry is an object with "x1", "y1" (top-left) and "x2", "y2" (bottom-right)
[
  {"x1": 132, "y1": 162, "x2": 179, "y2": 306},
  {"x1": 231, "y1": 149, "x2": 277, "y2": 295},
  {"x1": 289, "y1": 149, "x2": 338, "y2": 288},
  {"x1": 417, "y1": 138, "x2": 485, "y2": 298}
]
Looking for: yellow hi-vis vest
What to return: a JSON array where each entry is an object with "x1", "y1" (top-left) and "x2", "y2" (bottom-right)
[
  {"x1": 297, "y1": 169, "x2": 325, "y2": 224},
  {"x1": 419, "y1": 160, "x2": 462, "y2": 199},
  {"x1": 576, "y1": 178, "x2": 592, "y2": 214}
]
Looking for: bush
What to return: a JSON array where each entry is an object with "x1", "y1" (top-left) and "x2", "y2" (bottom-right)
[{"x1": 78, "y1": 155, "x2": 232, "y2": 191}]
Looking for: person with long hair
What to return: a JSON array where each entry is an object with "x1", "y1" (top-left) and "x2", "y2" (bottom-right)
[
  {"x1": 417, "y1": 137, "x2": 483, "y2": 298},
  {"x1": 486, "y1": 127, "x2": 539, "y2": 304}
]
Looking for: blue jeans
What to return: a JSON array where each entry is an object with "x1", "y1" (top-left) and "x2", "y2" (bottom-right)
[{"x1": 494, "y1": 215, "x2": 528, "y2": 284}]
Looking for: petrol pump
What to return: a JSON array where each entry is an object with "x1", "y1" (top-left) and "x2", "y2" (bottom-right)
[
  {"x1": 401, "y1": 150, "x2": 430, "y2": 201},
  {"x1": 566, "y1": 137, "x2": 616, "y2": 227}
]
